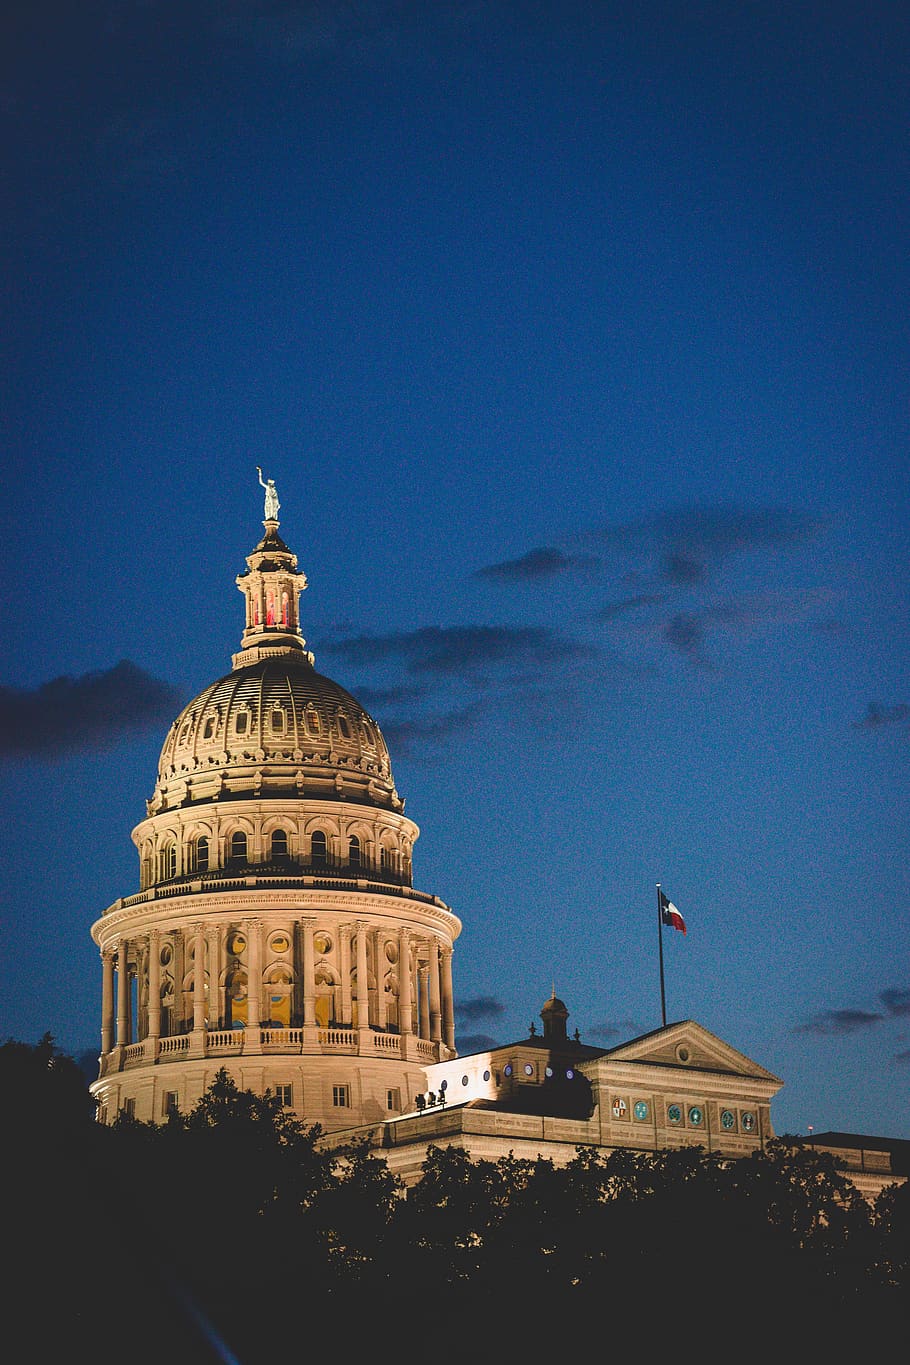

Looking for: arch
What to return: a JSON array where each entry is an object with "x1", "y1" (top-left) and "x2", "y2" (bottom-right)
[
  {"x1": 337, "y1": 713, "x2": 351, "y2": 739},
  {"x1": 189, "y1": 834, "x2": 210, "y2": 874},
  {"x1": 310, "y1": 829, "x2": 328, "y2": 869},
  {"x1": 225, "y1": 966, "x2": 248, "y2": 1029},
  {"x1": 158, "y1": 841, "x2": 177, "y2": 882},
  {"x1": 348, "y1": 833, "x2": 361, "y2": 869},
  {"x1": 270, "y1": 827, "x2": 289, "y2": 861},
  {"x1": 264, "y1": 964, "x2": 293, "y2": 1027},
  {"x1": 228, "y1": 830, "x2": 248, "y2": 866}
]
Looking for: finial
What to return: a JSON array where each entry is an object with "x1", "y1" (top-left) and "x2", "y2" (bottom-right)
[{"x1": 256, "y1": 466, "x2": 280, "y2": 522}]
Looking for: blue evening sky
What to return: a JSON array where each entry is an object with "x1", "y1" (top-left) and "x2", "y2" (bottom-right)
[{"x1": 2, "y1": 2, "x2": 908, "y2": 1139}]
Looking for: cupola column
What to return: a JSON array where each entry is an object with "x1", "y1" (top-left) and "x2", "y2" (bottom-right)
[
  {"x1": 428, "y1": 939, "x2": 442, "y2": 1044},
  {"x1": 398, "y1": 929, "x2": 413, "y2": 1036},
  {"x1": 101, "y1": 949, "x2": 114, "y2": 1054},
  {"x1": 245, "y1": 919, "x2": 262, "y2": 1046},
  {"x1": 373, "y1": 928, "x2": 387, "y2": 1029},
  {"x1": 147, "y1": 930, "x2": 161, "y2": 1046},
  {"x1": 441, "y1": 946, "x2": 455, "y2": 1051},
  {"x1": 192, "y1": 926, "x2": 207, "y2": 1033},
  {"x1": 300, "y1": 918, "x2": 317, "y2": 1030},
  {"x1": 116, "y1": 940, "x2": 130, "y2": 1047},
  {"x1": 206, "y1": 927, "x2": 221, "y2": 1029},
  {"x1": 418, "y1": 964, "x2": 430, "y2": 1040},
  {"x1": 355, "y1": 921, "x2": 370, "y2": 1034},
  {"x1": 340, "y1": 925, "x2": 353, "y2": 1026}
]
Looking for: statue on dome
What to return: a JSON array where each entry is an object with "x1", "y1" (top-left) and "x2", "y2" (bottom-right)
[{"x1": 256, "y1": 466, "x2": 280, "y2": 521}]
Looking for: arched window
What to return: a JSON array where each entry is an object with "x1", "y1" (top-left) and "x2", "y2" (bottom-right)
[
  {"x1": 310, "y1": 830, "x2": 327, "y2": 869},
  {"x1": 379, "y1": 844, "x2": 389, "y2": 874},
  {"x1": 235, "y1": 712, "x2": 249, "y2": 735},
  {"x1": 271, "y1": 828, "x2": 289, "y2": 860},
  {"x1": 229, "y1": 831, "x2": 248, "y2": 866},
  {"x1": 348, "y1": 834, "x2": 361, "y2": 869},
  {"x1": 203, "y1": 717, "x2": 215, "y2": 740},
  {"x1": 362, "y1": 722, "x2": 374, "y2": 745},
  {"x1": 305, "y1": 708, "x2": 320, "y2": 735},
  {"x1": 337, "y1": 714, "x2": 350, "y2": 738},
  {"x1": 191, "y1": 835, "x2": 209, "y2": 873},
  {"x1": 281, "y1": 591, "x2": 290, "y2": 626},
  {"x1": 271, "y1": 709, "x2": 285, "y2": 733},
  {"x1": 159, "y1": 844, "x2": 177, "y2": 881}
]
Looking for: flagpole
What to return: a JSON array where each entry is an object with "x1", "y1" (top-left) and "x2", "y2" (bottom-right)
[{"x1": 657, "y1": 883, "x2": 667, "y2": 1027}]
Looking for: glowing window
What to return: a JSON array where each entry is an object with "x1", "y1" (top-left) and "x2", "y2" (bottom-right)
[{"x1": 305, "y1": 708, "x2": 320, "y2": 734}]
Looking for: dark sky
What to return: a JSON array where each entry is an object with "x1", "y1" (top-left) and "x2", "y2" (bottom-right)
[{"x1": 2, "y1": 1, "x2": 908, "y2": 1138}]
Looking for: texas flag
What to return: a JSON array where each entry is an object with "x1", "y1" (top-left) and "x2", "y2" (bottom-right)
[{"x1": 659, "y1": 888, "x2": 686, "y2": 935}]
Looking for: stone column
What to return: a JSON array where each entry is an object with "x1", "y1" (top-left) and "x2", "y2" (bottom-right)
[
  {"x1": 418, "y1": 963, "x2": 430, "y2": 1041},
  {"x1": 428, "y1": 939, "x2": 442, "y2": 1044},
  {"x1": 301, "y1": 917, "x2": 316, "y2": 1029},
  {"x1": 374, "y1": 928, "x2": 387, "y2": 1030},
  {"x1": 441, "y1": 946, "x2": 455, "y2": 1051},
  {"x1": 245, "y1": 918, "x2": 262, "y2": 1052},
  {"x1": 355, "y1": 921, "x2": 370, "y2": 1034},
  {"x1": 398, "y1": 928, "x2": 413, "y2": 1037},
  {"x1": 101, "y1": 949, "x2": 114, "y2": 1055},
  {"x1": 340, "y1": 925, "x2": 353, "y2": 1026},
  {"x1": 116, "y1": 940, "x2": 130, "y2": 1047},
  {"x1": 147, "y1": 931, "x2": 161, "y2": 1045},
  {"x1": 206, "y1": 927, "x2": 221, "y2": 1030},
  {"x1": 192, "y1": 925, "x2": 207, "y2": 1032}
]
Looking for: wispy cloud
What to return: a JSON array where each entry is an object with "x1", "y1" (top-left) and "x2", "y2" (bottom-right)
[
  {"x1": 852, "y1": 702, "x2": 910, "y2": 731},
  {"x1": 473, "y1": 547, "x2": 600, "y2": 582},
  {"x1": 0, "y1": 661, "x2": 183, "y2": 759},
  {"x1": 881, "y1": 988, "x2": 910, "y2": 1017},
  {"x1": 793, "y1": 1008, "x2": 884, "y2": 1036},
  {"x1": 593, "y1": 593, "x2": 667, "y2": 621},
  {"x1": 455, "y1": 996, "x2": 506, "y2": 1024},
  {"x1": 457, "y1": 1033, "x2": 501, "y2": 1053},
  {"x1": 321, "y1": 623, "x2": 595, "y2": 675}
]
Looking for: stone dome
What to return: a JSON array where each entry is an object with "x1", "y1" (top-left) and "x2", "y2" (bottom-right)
[
  {"x1": 150, "y1": 653, "x2": 399, "y2": 815},
  {"x1": 146, "y1": 513, "x2": 402, "y2": 816}
]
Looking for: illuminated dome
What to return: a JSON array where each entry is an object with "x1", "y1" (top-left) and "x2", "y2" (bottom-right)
[
  {"x1": 148, "y1": 520, "x2": 400, "y2": 816},
  {"x1": 152, "y1": 658, "x2": 398, "y2": 815}
]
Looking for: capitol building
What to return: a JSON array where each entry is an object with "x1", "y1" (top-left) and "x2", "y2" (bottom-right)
[{"x1": 89, "y1": 485, "x2": 903, "y2": 1194}]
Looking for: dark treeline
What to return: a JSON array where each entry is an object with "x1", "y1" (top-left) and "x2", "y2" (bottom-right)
[{"x1": 3, "y1": 1036, "x2": 908, "y2": 1362}]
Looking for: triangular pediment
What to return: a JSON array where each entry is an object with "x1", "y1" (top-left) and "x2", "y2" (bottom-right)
[{"x1": 601, "y1": 1019, "x2": 781, "y2": 1083}]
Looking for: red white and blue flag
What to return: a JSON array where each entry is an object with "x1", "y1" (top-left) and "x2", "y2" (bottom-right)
[{"x1": 659, "y1": 888, "x2": 686, "y2": 935}]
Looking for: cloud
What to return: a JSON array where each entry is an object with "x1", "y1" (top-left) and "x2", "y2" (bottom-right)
[
  {"x1": 852, "y1": 702, "x2": 910, "y2": 731},
  {"x1": 894, "y1": 1049, "x2": 910, "y2": 1066},
  {"x1": 0, "y1": 661, "x2": 183, "y2": 758},
  {"x1": 597, "y1": 504, "x2": 820, "y2": 586},
  {"x1": 473, "y1": 547, "x2": 600, "y2": 583},
  {"x1": 381, "y1": 702, "x2": 490, "y2": 756},
  {"x1": 457, "y1": 1033, "x2": 501, "y2": 1053},
  {"x1": 584, "y1": 1021, "x2": 628, "y2": 1043},
  {"x1": 662, "y1": 612, "x2": 712, "y2": 667},
  {"x1": 881, "y1": 988, "x2": 910, "y2": 1017},
  {"x1": 593, "y1": 593, "x2": 667, "y2": 621},
  {"x1": 322, "y1": 624, "x2": 596, "y2": 675},
  {"x1": 793, "y1": 1009, "x2": 884, "y2": 1036},
  {"x1": 454, "y1": 996, "x2": 506, "y2": 1024}
]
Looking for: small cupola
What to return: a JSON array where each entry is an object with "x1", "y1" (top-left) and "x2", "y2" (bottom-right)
[
  {"x1": 233, "y1": 471, "x2": 313, "y2": 669},
  {"x1": 540, "y1": 990, "x2": 570, "y2": 1043}
]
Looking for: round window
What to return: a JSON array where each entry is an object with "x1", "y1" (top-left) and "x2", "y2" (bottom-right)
[
  {"x1": 524, "y1": 1064, "x2": 534, "y2": 1076},
  {"x1": 483, "y1": 1070, "x2": 491, "y2": 1082},
  {"x1": 565, "y1": 1069, "x2": 575, "y2": 1081},
  {"x1": 721, "y1": 1109, "x2": 736, "y2": 1130},
  {"x1": 742, "y1": 1111, "x2": 756, "y2": 1132},
  {"x1": 270, "y1": 933, "x2": 290, "y2": 953},
  {"x1": 688, "y1": 1106, "x2": 703, "y2": 1126},
  {"x1": 227, "y1": 932, "x2": 246, "y2": 955},
  {"x1": 634, "y1": 1100, "x2": 649, "y2": 1121},
  {"x1": 461, "y1": 1075, "x2": 469, "y2": 1086},
  {"x1": 314, "y1": 932, "x2": 332, "y2": 955},
  {"x1": 504, "y1": 1064, "x2": 513, "y2": 1077},
  {"x1": 545, "y1": 1066, "x2": 553, "y2": 1078}
]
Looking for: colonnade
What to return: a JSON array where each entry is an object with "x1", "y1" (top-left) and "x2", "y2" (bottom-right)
[{"x1": 99, "y1": 918, "x2": 456, "y2": 1056}]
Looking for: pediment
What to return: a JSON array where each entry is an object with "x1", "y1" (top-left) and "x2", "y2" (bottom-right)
[{"x1": 601, "y1": 1019, "x2": 780, "y2": 1083}]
